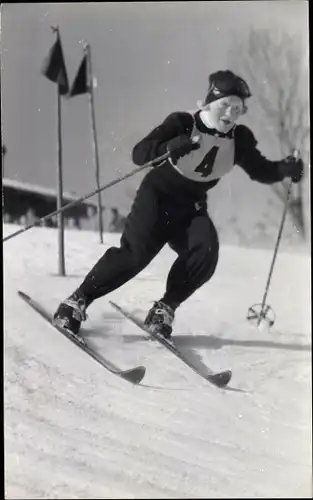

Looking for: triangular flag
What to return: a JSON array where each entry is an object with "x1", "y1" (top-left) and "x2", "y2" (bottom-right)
[
  {"x1": 41, "y1": 31, "x2": 69, "y2": 96},
  {"x1": 69, "y1": 54, "x2": 88, "y2": 97}
]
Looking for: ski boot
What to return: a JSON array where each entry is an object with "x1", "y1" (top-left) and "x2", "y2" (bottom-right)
[
  {"x1": 53, "y1": 291, "x2": 87, "y2": 335},
  {"x1": 144, "y1": 301, "x2": 175, "y2": 339}
]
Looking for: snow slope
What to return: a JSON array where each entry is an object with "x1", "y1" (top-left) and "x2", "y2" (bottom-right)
[{"x1": 4, "y1": 223, "x2": 311, "y2": 498}]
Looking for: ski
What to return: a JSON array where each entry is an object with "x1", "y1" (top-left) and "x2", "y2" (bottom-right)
[
  {"x1": 18, "y1": 291, "x2": 146, "y2": 385},
  {"x1": 110, "y1": 301, "x2": 232, "y2": 388}
]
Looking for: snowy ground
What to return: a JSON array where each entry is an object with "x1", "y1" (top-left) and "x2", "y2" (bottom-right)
[{"x1": 4, "y1": 223, "x2": 312, "y2": 499}]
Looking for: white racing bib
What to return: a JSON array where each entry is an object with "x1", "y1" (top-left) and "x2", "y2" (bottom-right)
[{"x1": 170, "y1": 115, "x2": 235, "y2": 183}]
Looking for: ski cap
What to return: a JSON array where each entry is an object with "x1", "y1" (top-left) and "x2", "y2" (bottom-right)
[{"x1": 204, "y1": 70, "x2": 251, "y2": 105}]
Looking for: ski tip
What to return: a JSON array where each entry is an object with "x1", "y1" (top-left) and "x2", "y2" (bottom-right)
[
  {"x1": 122, "y1": 365, "x2": 146, "y2": 384},
  {"x1": 109, "y1": 300, "x2": 120, "y2": 311},
  {"x1": 18, "y1": 290, "x2": 30, "y2": 301},
  {"x1": 208, "y1": 370, "x2": 232, "y2": 388}
]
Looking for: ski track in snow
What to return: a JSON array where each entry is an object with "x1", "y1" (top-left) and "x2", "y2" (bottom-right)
[{"x1": 3, "y1": 224, "x2": 311, "y2": 498}]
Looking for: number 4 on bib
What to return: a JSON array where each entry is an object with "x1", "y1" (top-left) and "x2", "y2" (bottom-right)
[{"x1": 195, "y1": 145, "x2": 219, "y2": 177}]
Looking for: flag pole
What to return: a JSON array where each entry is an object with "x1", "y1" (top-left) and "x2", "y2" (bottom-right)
[
  {"x1": 84, "y1": 42, "x2": 103, "y2": 243},
  {"x1": 49, "y1": 25, "x2": 66, "y2": 276},
  {"x1": 57, "y1": 83, "x2": 66, "y2": 276}
]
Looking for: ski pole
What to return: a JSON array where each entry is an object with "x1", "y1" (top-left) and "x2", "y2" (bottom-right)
[
  {"x1": 3, "y1": 150, "x2": 170, "y2": 243},
  {"x1": 258, "y1": 179, "x2": 293, "y2": 322},
  {"x1": 247, "y1": 149, "x2": 300, "y2": 328}
]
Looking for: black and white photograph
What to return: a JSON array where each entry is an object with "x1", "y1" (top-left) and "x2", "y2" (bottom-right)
[{"x1": 2, "y1": 1, "x2": 311, "y2": 498}]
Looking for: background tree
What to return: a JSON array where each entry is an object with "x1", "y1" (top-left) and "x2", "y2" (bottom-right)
[{"x1": 228, "y1": 28, "x2": 310, "y2": 239}]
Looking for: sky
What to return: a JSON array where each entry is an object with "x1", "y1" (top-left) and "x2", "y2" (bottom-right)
[{"x1": 1, "y1": 2, "x2": 309, "y2": 221}]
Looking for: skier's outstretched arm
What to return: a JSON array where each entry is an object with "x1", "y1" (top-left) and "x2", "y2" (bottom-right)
[{"x1": 235, "y1": 125, "x2": 304, "y2": 184}]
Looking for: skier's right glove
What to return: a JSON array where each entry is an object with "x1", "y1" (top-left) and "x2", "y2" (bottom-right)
[{"x1": 167, "y1": 135, "x2": 200, "y2": 164}]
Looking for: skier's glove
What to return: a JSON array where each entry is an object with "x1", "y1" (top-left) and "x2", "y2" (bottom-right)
[
  {"x1": 167, "y1": 135, "x2": 200, "y2": 164},
  {"x1": 279, "y1": 154, "x2": 304, "y2": 183}
]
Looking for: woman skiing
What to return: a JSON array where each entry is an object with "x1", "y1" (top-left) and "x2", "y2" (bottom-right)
[{"x1": 53, "y1": 70, "x2": 303, "y2": 339}]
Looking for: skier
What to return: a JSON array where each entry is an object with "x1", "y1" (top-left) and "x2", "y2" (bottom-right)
[{"x1": 53, "y1": 70, "x2": 304, "y2": 339}]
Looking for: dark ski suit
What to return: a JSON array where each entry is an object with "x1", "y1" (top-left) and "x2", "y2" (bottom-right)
[{"x1": 77, "y1": 110, "x2": 285, "y2": 310}]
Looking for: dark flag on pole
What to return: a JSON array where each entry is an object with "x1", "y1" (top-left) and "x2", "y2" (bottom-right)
[
  {"x1": 69, "y1": 54, "x2": 88, "y2": 97},
  {"x1": 41, "y1": 26, "x2": 68, "y2": 275},
  {"x1": 41, "y1": 28, "x2": 69, "y2": 95}
]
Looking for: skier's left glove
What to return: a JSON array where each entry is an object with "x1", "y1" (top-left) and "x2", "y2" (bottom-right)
[{"x1": 279, "y1": 155, "x2": 304, "y2": 183}]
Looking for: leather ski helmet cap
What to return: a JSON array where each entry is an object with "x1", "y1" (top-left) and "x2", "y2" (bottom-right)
[{"x1": 204, "y1": 70, "x2": 251, "y2": 105}]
